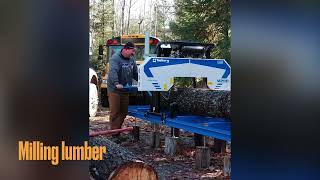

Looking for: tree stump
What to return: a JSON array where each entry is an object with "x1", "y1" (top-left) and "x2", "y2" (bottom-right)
[
  {"x1": 153, "y1": 131, "x2": 161, "y2": 149},
  {"x1": 164, "y1": 136, "x2": 178, "y2": 155},
  {"x1": 108, "y1": 162, "x2": 158, "y2": 180},
  {"x1": 146, "y1": 131, "x2": 161, "y2": 148},
  {"x1": 223, "y1": 156, "x2": 231, "y2": 177},
  {"x1": 195, "y1": 146, "x2": 210, "y2": 169}
]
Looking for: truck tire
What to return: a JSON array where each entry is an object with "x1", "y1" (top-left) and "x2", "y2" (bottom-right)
[{"x1": 89, "y1": 83, "x2": 98, "y2": 117}]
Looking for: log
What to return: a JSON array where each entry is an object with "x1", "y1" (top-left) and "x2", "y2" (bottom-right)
[
  {"x1": 109, "y1": 162, "x2": 158, "y2": 180},
  {"x1": 90, "y1": 136, "x2": 158, "y2": 180},
  {"x1": 195, "y1": 146, "x2": 211, "y2": 169},
  {"x1": 168, "y1": 88, "x2": 231, "y2": 120}
]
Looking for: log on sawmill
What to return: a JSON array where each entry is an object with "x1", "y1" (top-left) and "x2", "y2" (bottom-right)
[
  {"x1": 168, "y1": 88, "x2": 231, "y2": 120},
  {"x1": 89, "y1": 136, "x2": 158, "y2": 180}
]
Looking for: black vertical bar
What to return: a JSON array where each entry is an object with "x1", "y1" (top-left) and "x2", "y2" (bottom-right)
[
  {"x1": 194, "y1": 133, "x2": 205, "y2": 146},
  {"x1": 192, "y1": 77, "x2": 197, "y2": 88},
  {"x1": 150, "y1": 91, "x2": 160, "y2": 113}
]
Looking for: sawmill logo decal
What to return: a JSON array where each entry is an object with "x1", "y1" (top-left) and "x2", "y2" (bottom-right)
[
  {"x1": 152, "y1": 58, "x2": 170, "y2": 63},
  {"x1": 217, "y1": 79, "x2": 229, "y2": 83},
  {"x1": 144, "y1": 58, "x2": 189, "y2": 77}
]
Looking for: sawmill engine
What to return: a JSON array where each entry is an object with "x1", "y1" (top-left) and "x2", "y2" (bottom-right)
[{"x1": 156, "y1": 41, "x2": 214, "y2": 59}]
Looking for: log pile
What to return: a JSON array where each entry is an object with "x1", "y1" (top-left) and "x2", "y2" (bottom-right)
[
  {"x1": 168, "y1": 88, "x2": 231, "y2": 120},
  {"x1": 90, "y1": 136, "x2": 158, "y2": 180}
]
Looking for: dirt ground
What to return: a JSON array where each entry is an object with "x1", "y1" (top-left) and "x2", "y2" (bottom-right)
[{"x1": 90, "y1": 107, "x2": 231, "y2": 180}]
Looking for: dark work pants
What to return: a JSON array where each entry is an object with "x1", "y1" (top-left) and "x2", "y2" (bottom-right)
[{"x1": 108, "y1": 92, "x2": 129, "y2": 130}]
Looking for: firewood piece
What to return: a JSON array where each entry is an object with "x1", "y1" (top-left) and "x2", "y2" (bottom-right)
[
  {"x1": 164, "y1": 136, "x2": 178, "y2": 155},
  {"x1": 108, "y1": 162, "x2": 158, "y2": 180},
  {"x1": 195, "y1": 146, "x2": 210, "y2": 169}
]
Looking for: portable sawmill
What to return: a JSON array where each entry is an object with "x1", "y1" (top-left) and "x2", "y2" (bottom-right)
[{"x1": 126, "y1": 40, "x2": 231, "y2": 142}]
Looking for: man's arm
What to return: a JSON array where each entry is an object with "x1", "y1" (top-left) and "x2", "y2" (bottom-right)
[
  {"x1": 109, "y1": 56, "x2": 121, "y2": 86},
  {"x1": 132, "y1": 60, "x2": 138, "y2": 81}
]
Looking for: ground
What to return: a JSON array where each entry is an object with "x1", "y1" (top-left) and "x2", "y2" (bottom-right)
[{"x1": 90, "y1": 107, "x2": 231, "y2": 180}]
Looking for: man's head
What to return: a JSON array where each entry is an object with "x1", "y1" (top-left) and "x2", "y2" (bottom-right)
[{"x1": 121, "y1": 42, "x2": 136, "y2": 58}]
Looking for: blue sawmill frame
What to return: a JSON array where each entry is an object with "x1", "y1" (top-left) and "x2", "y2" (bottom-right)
[{"x1": 128, "y1": 105, "x2": 231, "y2": 142}]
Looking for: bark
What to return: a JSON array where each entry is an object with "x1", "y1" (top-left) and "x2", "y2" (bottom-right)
[
  {"x1": 121, "y1": 0, "x2": 125, "y2": 35},
  {"x1": 127, "y1": 0, "x2": 132, "y2": 34},
  {"x1": 89, "y1": 136, "x2": 158, "y2": 180},
  {"x1": 168, "y1": 88, "x2": 231, "y2": 120}
]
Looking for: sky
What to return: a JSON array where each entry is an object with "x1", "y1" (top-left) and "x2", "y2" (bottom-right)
[{"x1": 115, "y1": 0, "x2": 175, "y2": 20}]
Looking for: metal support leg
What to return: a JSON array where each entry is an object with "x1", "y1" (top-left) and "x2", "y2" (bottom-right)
[{"x1": 194, "y1": 133, "x2": 204, "y2": 146}]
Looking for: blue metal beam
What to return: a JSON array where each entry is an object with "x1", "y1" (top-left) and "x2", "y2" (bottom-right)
[{"x1": 128, "y1": 105, "x2": 231, "y2": 142}]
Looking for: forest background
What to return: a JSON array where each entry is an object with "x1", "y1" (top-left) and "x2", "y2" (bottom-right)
[{"x1": 89, "y1": 0, "x2": 231, "y2": 81}]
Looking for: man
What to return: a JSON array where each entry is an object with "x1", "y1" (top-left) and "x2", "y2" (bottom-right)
[{"x1": 107, "y1": 42, "x2": 138, "y2": 132}]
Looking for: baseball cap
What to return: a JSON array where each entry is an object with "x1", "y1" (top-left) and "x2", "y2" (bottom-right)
[{"x1": 123, "y1": 42, "x2": 135, "y2": 49}]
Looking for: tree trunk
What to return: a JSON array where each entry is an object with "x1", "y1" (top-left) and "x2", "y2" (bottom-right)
[
  {"x1": 90, "y1": 136, "x2": 158, "y2": 180},
  {"x1": 127, "y1": 0, "x2": 132, "y2": 34},
  {"x1": 112, "y1": 0, "x2": 115, "y2": 36},
  {"x1": 169, "y1": 88, "x2": 231, "y2": 120},
  {"x1": 121, "y1": 0, "x2": 125, "y2": 35}
]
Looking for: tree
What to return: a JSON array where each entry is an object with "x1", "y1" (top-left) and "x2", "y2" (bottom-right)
[
  {"x1": 170, "y1": 0, "x2": 231, "y2": 63},
  {"x1": 126, "y1": 0, "x2": 138, "y2": 34},
  {"x1": 121, "y1": 0, "x2": 126, "y2": 35},
  {"x1": 89, "y1": 0, "x2": 114, "y2": 76}
]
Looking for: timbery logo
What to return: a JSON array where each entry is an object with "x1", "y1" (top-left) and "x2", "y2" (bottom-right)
[
  {"x1": 217, "y1": 79, "x2": 229, "y2": 83},
  {"x1": 152, "y1": 58, "x2": 170, "y2": 63}
]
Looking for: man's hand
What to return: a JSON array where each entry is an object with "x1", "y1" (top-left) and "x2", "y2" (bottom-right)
[{"x1": 115, "y1": 84, "x2": 123, "y2": 89}]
